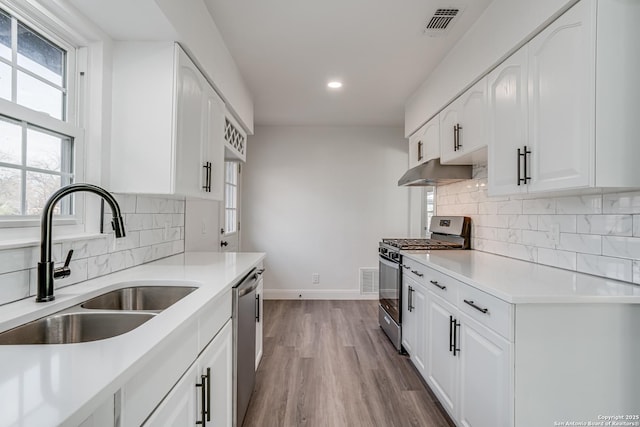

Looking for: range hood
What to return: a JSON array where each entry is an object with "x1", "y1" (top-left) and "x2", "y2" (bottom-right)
[{"x1": 398, "y1": 158, "x2": 472, "y2": 186}]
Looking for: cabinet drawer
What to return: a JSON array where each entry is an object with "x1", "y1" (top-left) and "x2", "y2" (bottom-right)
[
  {"x1": 402, "y1": 257, "x2": 427, "y2": 285},
  {"x1": 121, "y1": 318, "x2": 199, "y2": 427},
  {"x1": 458, "y1": 283, "x2": 513, "y2": 341},
  {"x1": 197, "y1": 289, "x2": 232, "y2": 352},
  {"x1": 422, "y1": 266, "x2": 459, "y2": 307}
]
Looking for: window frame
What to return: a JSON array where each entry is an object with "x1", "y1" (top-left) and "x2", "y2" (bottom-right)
[
  {"x1": 421, "y1": 186, "x2": 436, "y2": 237},
  {"x1": 0, "y1": 1, "x2": 84, "y2": 232},
  {"x1": 223, "y1": 161, "x2": 239, "y2": 235}
]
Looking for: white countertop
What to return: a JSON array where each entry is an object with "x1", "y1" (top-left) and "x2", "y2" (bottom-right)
[
  {"x1": 401, "y1": 250, "x2": 640, "y2": 304},
  {"x1": 0, "y1": 251, "x2": 265, "y2": 427}
]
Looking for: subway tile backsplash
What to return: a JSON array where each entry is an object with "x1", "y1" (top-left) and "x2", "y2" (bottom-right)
[
  {"x1": 438, "y1": 165, "x2": 640, "y2": 285},
  {"x1": 0, "y1": 194, "x2": 185, "y2": 306}
]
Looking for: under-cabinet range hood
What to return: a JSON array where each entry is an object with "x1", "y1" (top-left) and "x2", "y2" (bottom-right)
[{"x1": 398, "y1": 158, "x2": 472, "y2": 186}]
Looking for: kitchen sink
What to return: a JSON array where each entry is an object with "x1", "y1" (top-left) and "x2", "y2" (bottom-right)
[
  {"x1": 0, "y1": 284, "x2": 199, "y2": 345},
  {"x1": 81, "y1": 286, "x2": 198, "y2": 311},
  {"x1": 0, "y1": 312, "x2": 155, "y2": 345}
]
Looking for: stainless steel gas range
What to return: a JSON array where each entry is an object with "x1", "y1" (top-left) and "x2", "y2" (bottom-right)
[{"x1": 378, "y1": 216, "x2": 471, "y2": 351}]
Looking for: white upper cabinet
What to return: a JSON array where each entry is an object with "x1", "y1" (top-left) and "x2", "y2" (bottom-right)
[
  {"x1": 526, "y1": 0, "x2": 594, "y2": 193},
  {"x1": 487, "y1": 48, "x2": 529, "y2": 196},
  {"x1": 110, "y1": 42, "x2": 224, "y2": 200},
  {"x1": 489, "y1": 0, "x2": 640, "y2": 196},
  {"x1": 408, "y1": 116, "x2": 439, "y2": 168},
  {"x1": 440, "y1": 78, "x2": 488, "y2": 165}
]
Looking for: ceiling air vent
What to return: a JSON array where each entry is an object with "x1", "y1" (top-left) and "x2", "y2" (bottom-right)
[{"x1": 423, "y1": 7, "x2": 462, "y2": 37}]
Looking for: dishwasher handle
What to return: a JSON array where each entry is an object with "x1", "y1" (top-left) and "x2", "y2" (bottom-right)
[
  {"x1": 235, "y1": 268, "x2": 260, "y2": 297},
  {"x1": 254, "y1": 268, "x2": 265, "y2": 281}
]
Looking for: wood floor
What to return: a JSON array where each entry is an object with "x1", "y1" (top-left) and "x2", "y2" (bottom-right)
[{"x1": 243, "y1": 300, "x2": 455, "y2": 427}]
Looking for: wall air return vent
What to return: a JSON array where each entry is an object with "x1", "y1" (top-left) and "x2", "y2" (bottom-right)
[
  {"x1": 359, "y1": 268, "x2": 379, "y2": 295},
  {"x1": 423, "y1": 7, "x2": 463, "y2": 37}
]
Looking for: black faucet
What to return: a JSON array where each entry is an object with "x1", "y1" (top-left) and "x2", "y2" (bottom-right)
[{"x1": 36, "y1": 183, "x2": 126, "y2": 302}]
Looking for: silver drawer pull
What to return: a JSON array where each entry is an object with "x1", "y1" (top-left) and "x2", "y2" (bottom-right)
[
  {"x1": 429, "y1": 280, "x2": 446, "y2": 290},
  {"x1": 464, "y1": 299, "x2": 489, "y2": 314},
  {"x1": 411, "y1": 270, "x2": 424, "y2": 277}
]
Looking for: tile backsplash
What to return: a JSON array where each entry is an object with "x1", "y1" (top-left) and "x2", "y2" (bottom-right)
[
  {"x1": 0, "y1": 194, "x2": 185, "y2": 306},
  {"x1": 437, "y1": 165, "x2": 640, "y2": 285}
]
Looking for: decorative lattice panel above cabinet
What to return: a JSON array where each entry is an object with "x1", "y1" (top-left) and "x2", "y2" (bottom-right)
[{"x1": 224, "y1": 117, "x2": 246, "y2": 161}]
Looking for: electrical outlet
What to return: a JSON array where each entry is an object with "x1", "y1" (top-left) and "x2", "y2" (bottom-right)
[
  {"x1": 312, "y1": 273, "x2": 320, "y2": 284},
  {"x1": 201, "y1": 220, "x2": 207, "y2": 235}
]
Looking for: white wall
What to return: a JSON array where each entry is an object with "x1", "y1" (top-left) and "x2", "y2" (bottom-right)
[
  {"x1": 241, "y1": 126, "x2": 408, "y2": 299},
  {"x1": 405, "y1": 0, "x2": 577, "y2": 136},
  {"x1": 184, "y1": 200, "x2": 221, "y2": 252}
]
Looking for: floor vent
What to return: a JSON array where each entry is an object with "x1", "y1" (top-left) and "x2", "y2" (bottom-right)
[
  {"x1": 423, "y1": 7, "x2": 462, "y2": 36},
  {"x1": 360, "y1": 268, "x2": 379, "y2": 295}
]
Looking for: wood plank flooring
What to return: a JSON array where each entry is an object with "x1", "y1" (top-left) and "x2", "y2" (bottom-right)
[{"x1": 243, "y1": 300, "x2": 455, "y2": 427}]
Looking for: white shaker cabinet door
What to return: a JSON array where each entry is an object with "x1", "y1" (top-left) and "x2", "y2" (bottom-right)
[
  {"x1": 458, "y1": 315, "x2": 513, "y2": 427},
  {"x1": 198, "y1": 321, "x2": 233, "y2": 427},
  {"x1": 439, "y1": 102, "x2": 459, "y2": 164},
  {"x1": 426, "y1": 294, "x2": 458, "y2": 418},
  {"x1": 175, "y1": 47, "x2": 208, "y2": 199},
  {"x1": 411, "y1": 282, "x2": 428, "y2": 376},
  {"x1": 401, "y1": 276, "x2": 416, "y2": 355},
  {"x1": 142, "y1": 363, "x2": 199, "y2": 427},
  {"x1": 441, "y1": 78, "x2": 487, "y2": 165},
  {"x1": 203, "y1": 84, "x2": 226, "y2": 201},
  {"x1": 487, "y1": 47, "x2": 529, "y2": 196},
  {"x1": 527, "y1": 0, "x2": 595, "y2": 193}
]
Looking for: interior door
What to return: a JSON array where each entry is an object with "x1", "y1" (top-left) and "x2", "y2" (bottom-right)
[{"x1": 219, "y1": 161, "x2": 241, "y2": 252}]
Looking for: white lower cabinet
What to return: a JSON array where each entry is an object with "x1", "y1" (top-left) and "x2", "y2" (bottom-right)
[
  {"x1": 426, "y1": 294, "x2": 458, "y2": 417},
  {"x1": 425, "y1": 290, "x2": 512, "y2": 427},
  {"x1": 78, "y1": 396, "x2": 115, "y2": 427},
  {"x1": 143, "y1": 321, "x2": 232, "y2": 427},
  {"x1": 401, "y1": 277, "x2": 416, "y2": 355},
  {"x1": 120, "y1": 290, "x2": 234, "y2": 427},
  {"x1": 402, "y1": 275, "x2": 428, "y2": 375},
  {"x1": 403, "y1": 255, "x2": 640, "y2": 427},
  {"x1": 404, "y1": 260, "x2": 513, "y2": 427},
  {"x1": 458, "y1": 314, "x2": 512, "y2": 427},
  {"x1": 143, "y1": 362, "x2": 198, "y2": 426}
]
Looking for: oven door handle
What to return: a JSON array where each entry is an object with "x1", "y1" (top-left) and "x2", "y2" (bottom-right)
[{"x1": 379, "y1": 256, "x2": 400, "y2": 270}]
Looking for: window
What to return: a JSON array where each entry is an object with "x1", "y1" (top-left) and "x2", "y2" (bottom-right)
[
  {"x1": 422, "y1": 186, "x2": 436, "y2": 237},
  {"x1": 0, "y1": 5, "x2": 80, "y2": 226},
  {"x1": 224, "y1": 161, "x2": 239, "y2": 234}
]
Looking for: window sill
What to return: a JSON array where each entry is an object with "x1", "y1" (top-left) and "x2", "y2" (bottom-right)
[{"x1": 0, "y1": 232, "x2": 107, "y2": 251}]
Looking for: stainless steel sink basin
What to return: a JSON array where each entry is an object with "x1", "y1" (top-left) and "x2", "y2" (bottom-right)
[
  {"x1": 0, "y1": 312, "x2": 155, "y2": 345},
  {"x1": 81, "y1": 286, "x2": 197, "y2": 311}
]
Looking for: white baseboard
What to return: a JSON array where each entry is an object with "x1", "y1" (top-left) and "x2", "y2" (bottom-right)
[{"x1": 263, "y1": 289, "x2": 378, "y2": 300}]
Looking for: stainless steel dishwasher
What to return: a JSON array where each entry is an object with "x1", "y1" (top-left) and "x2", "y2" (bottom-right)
[{"x1": 233, "y1": 267, "x2": 264, "y2": 427}]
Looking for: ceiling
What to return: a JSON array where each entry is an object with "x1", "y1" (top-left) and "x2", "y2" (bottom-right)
[
  {"x1": 203, "y1": 0, "x2": 492, "y2": 127},
  {"x1": 66, "y1": 0, "x2": 493, "y2": 128}
]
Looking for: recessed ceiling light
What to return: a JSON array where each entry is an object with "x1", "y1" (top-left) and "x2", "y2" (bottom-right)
[{"x1": 327, "y1": 81, "x2": 343, "y2": 89}]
